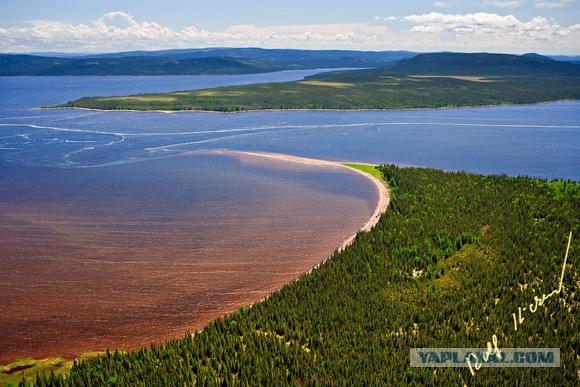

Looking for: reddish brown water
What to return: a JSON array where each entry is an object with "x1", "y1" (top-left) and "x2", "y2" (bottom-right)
[{"x1": 0, "y1": 152, "x2": 377, "y2": 364}]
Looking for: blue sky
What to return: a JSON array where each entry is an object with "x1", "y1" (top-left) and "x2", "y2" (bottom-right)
[{"x1": 1, "y1": 0, "x2": 579, "y2": 54}]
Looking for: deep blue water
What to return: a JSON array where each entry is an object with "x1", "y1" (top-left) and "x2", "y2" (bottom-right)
[{"x1": 0, "y1": 74, "x2": 578, "y2": 180}]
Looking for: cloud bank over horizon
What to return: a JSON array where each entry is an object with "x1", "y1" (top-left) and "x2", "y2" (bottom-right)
[{"x1": 0, "y1": 11, "x2": 578, "y2": 54}]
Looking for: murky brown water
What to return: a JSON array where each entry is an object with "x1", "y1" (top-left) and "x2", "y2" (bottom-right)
[{"x1": 0, "y1": 152, "x2": 377, "y2": 364}]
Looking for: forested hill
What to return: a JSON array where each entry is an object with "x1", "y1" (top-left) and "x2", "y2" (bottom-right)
[
  {"x1": 87, "y1": 48, "x2": 416, "y2": 68},
  {"x1": 0, "y1": 49, "x2": 415, "y2": 76},
  {"x1": 0, "y1": 55, "x2": 287, "y2": 76},
  {"x1": 382, "y1": 52, "x2": 580, "y2": 76},
  {"x1": 32, "y1": 167, "x2": 579, "y2": 386},
  {"x1": 5, "y1": 49, "x2": 579, "y2": 76}
]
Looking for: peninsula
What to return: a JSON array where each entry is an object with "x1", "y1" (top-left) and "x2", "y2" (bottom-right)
[
  {"x1": 33, "y1": 162, "x2": 580, "y2": 386},
  {"x1": 53, "y1": 53, "x2": 580, "y2": 112}
]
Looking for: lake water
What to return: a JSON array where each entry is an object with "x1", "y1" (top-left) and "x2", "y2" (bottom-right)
[
  {"x1": 0, "y1": 73, "x2": 578, "y2": 363},
  {"x1": 1, "y1": 75, "x2": 578, "y2": 179}
]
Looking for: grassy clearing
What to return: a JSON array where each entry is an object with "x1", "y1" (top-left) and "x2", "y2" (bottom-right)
[
  {"x1": 409, "y1": 75, "x2": 495, "y2": 83},
  {"x1": 0, "y1": 352, "x2": 106, "y2": 386},
  {"x1": 194, "y1": 90, "x2": 247, "y2": 97},
  {"x1": 298, "y1": 80, "x2": 354, "y2": 87},
  {"x1": 107, "y1": 96, "x2": 177, "y2": 102},
  {"x1": 1, "y1": 357, "x2": 72, "y2": 386}
]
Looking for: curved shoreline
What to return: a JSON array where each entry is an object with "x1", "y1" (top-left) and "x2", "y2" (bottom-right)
[
  {"x1": 42, "y1": 99, "x2": 577, "y2": 115},
  {"x1": 208, "y1": 150, "x2": 390, "y2": 261},
  {"x1": 1, "y1": 151, "x2": 389, "y2": 376}
]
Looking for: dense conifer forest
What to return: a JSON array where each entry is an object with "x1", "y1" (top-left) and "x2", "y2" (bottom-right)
[{"x1": 28, "y1": 166, "x2": 578, "y2": 386}]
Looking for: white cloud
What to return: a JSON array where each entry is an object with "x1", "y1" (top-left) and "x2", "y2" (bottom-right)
[
  {"x1": 481, "y1": 1, "x2": 524, "y2": 8},
  {"x1": 533, "y1": 0, "x2": 574, "y2": 8},
  {"x1": 434, "y1": 1, "x2": 453, "y2": 7},
  {"x1": 0, "y1": 12, "x2": 378, "y2": 51},
  {"x1": 405, "y1": 12, "x2": 522, "y2": 33},
  {"x1": 0, "y1": 12, "x2": 396, "y2": 52},
  {"x1": 402, "y1": 12, "x2": 580, "y2": 52},
  {"x1": 0, "y1": 11, "x2": 578, "y2": 54},
  {"x1": 94, "y1": 12, "x2": 138, "y2": 30},
  {"x1": 221, "y1": 23, "x2": 389, "y2": 46}
]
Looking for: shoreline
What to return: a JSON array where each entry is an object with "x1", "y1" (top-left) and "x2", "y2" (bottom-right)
[
  {"x1": 0, "y1": 150, "x2": 390, "y2": 374},
  {"x1": 1, "y1": 151, "x2": 389, "y2": 375},
  {"x1": 39, "y1": 99, "x2": 578, "y2": 115},
  {"x1": 209, "y1": 150, "x2": 390, "y2": 238},
  {"x1": 214, "y1": 152, "x2": 389, "y2": 238},
  {"x1": 207, "y1": 150, "x2": 390, "y2": 271}
]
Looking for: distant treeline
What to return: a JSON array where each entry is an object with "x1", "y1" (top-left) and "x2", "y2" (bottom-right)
[
  {"x1": 0, "y1": 55, "x2": 287, "y2": 76},
  {"x1": 33, "y1": 166, "x2": 579, "y2": 386},
  {"x1": 3, "y1": 49, "x2": 580, "y2": 77}
]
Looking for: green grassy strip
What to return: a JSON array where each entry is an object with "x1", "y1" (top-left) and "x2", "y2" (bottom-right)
[{"x1": 342, "y1": 163, "x2": 385, "y2": 184}]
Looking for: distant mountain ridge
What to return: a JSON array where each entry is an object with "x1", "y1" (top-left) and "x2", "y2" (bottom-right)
[
  {"x1": 1, "y1": 50, "x2": 578, "y2": 76},
  {"x1": 0, "y1": 48, "x2": 416, "y2": 76},
  {"x1": 85, "y1": 47, "x2": 416, "y2": 64},
  {"x1": 384, "y1": 52, "x2": 580, "y2": 77},
  {"x1": 0, "y1": 55, "x2": 287, "y2": 76}
]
